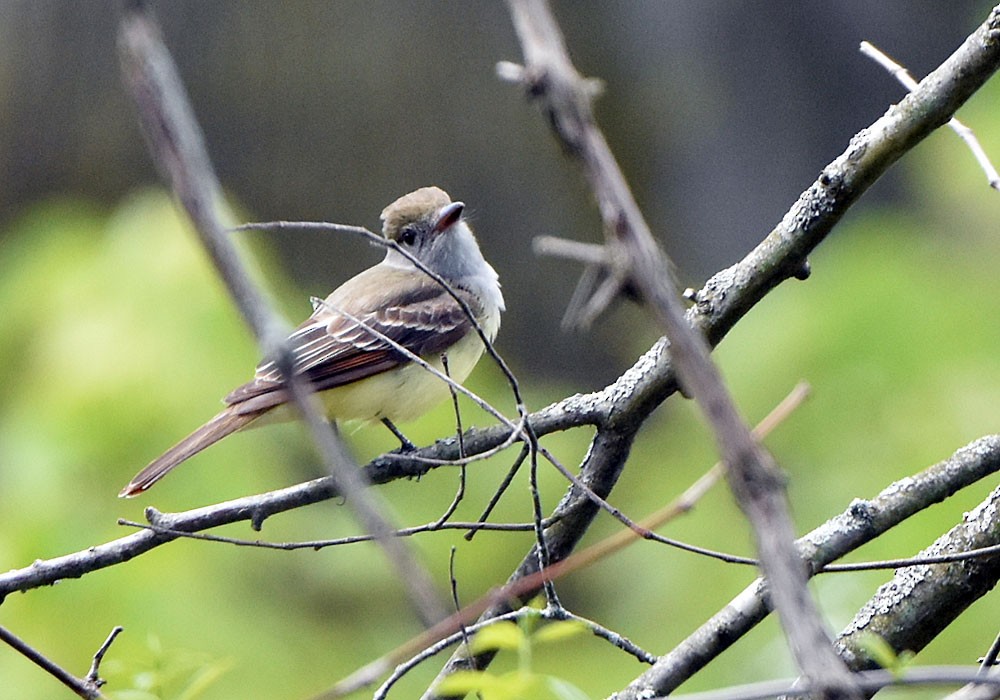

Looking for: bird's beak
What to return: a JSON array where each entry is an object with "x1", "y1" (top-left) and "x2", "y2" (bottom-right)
[{"x1": 432, "y1": 201, "x2": 465, "y2": 234}]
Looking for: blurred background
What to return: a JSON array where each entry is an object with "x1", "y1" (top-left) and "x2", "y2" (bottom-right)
[{"x1": 1, "y1": 1, "x2": 998, "y2": 698}]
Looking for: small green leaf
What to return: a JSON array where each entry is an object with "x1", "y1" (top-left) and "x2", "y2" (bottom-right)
[
  {"x1": 470, "y1": 621, "x2": 526, "y2": 654},
  {"x1": 533, "y1": 620, "x2": 588, "y2": 646},
  {"x1": 856, "y1": 632, "x2": 900, "y2": 671},
  {"x1": 435, "y1": 670, "x2": 539, "y2": 700},
  {"x1": 176, "y1": 658, "x2": 233, "y2": 700},
  {"x1": 434, "y1": 669, "x2": 495, "y2": 695}
]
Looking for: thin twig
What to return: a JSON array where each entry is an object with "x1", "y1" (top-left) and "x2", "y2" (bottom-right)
[
  {"x1": 118, "y1": 516, "x2": 556, "y2": 549},
  {"x1": 980, "y1": 631, "x2": 1000, "y2": 671},
  {"x1": 0, "y1": 624, "x2": 113, "y2": 700},
  {"x1": 860, "y1": 40, "x2": 1000, "y2": 190},
  {"x1": 544, "y1": 606, "x2": 657, "y2": 665},
  {"x1": 447, "y1": 547, "x2": 471, "y2": 652},
  {"x1": 532, "y1": 235, "x2": 612, "y2": 266},
  {"x1": 429, "y1": 356, "x2": 467, "y2": 528},
  {"x1": 532, "y1": 235, "x2": 636, "y2": 329},
  {"x1": 86, "y1": 627, "x2": 124, "y2": 687},
  {"x1": 117, "y1": 515, "x2": 1000, "y2": 571},
  {"x1": 528, "y1": 438, "x2": 560, "y2": 608},
  {"x1": 820, "y1": 542, "x2": 1000, "y2": 572},
  {"x1": 365, "y1": 609, "x2": 526, "y2": 700},
  {"x1": 467, "y1": 444, "x2": 530, "y2": 539},
  {"x1": 536, "y1": 443, "x2": 653, "y2": 537}
]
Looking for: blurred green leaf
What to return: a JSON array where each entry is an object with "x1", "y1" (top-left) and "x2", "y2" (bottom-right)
[
  {"x1": 435, "y1": 669, "x2": 557, "y2": 700},
  {"x1": 856, "y1": 632, "x2": 901, "y2": 671},
  {"x1": 175, "y1": 660, "x2": 233, "y2": 700},
  {"x1": 532, "y1": 620, "x2": 588, "y2": 646},
  {"x1": 433, "y1": 669, "x2": 494, "y2": 696},
  {"x1": 105, "y1": 633, "x2": 230, "y2": 700},
  {"x1": 471, "y1": 621, "x2": 526, "y2": 654},
  {"x1": 855, "y1": 632, "x2": 917, "y2": 678}
]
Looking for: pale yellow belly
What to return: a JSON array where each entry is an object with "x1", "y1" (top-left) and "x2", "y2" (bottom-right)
[
  {"x1": 253, "y1": 307, "x2": 498, "y2": 429},
  {"x1": 319, "y1": 326, "x2": 488, "y2": 423}
]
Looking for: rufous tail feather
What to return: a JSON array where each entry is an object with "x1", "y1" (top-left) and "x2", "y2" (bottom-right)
[{"x1": 120, "y1": 408, "x2": 263, "y2": 497}]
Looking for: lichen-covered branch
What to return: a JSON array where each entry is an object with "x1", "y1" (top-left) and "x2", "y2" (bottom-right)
[
  {"x1": 835, "y1": 485, "x2": 1000, "y2": 674},
  {"x1": 612, "y1": 436, "x2": 1000, "y2": 699}
]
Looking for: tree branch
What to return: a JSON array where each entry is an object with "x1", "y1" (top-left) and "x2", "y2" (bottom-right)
[
  {"x1": 612, "y1": 435, "x2": 1000, "y2": 699},
  {"x1": 833, "y1": 485, "x2": 1000, "y2": 676},
  {"x1": 0, "y1": 624, "x2": 121, "y2": 700},
  {"x1": 501, "y1": 0, "x2": 861, "y2": 694}
]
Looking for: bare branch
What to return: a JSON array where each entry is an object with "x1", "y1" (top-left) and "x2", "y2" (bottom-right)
[
  {"x1": 613, "y1": 435, "x2": 1000, "y2": 699},
  {"x1": 833, "y1": 484, "x2": 1000, "y2": 674},
  {"x1": 0, "y1": 401, "x2": 596, "y2": 602},
  {"x1": 85, "y1": 627, "x2": 123, "y2": 689},
  {"x1": 502, "y1": 0, "x2": 856, "y2": 692},
  {"x1": 0, "y1": 624, "x2": 121, "y2": 700},
  {"x1": 532, "y1": 235, "x2": 637, "y2": 329},
  {"x1": 117, "y1": 517, "x2": 554, "y2": 550},
  {"x1": 982, "y1": 633, "x2": 1000, "y2": 671},
  {"x1": 423, "y1": 1, "x2": 1000, "y2": 680}
]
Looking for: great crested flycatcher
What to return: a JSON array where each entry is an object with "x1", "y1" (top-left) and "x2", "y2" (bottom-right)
[{"x1": 120, "y1": 187, "x2": 504, "y2": 497}]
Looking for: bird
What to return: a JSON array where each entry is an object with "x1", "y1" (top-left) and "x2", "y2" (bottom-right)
[{"x1": 120, "y1": 186, "x2": 504, "y2": 497}]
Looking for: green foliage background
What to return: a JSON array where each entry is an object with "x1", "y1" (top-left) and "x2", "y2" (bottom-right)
[{"x1": 0, "y1": 66, "x2": 998, "y2": 700}]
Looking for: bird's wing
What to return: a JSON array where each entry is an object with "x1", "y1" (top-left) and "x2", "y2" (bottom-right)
[{"x1": 224, "y1": 276, "x2": 480, "y2": 413}]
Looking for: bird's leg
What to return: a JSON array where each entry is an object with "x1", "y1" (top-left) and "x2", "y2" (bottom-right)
[{"x1": 381, "y1": 417, "x2": 417, "y2": 452}]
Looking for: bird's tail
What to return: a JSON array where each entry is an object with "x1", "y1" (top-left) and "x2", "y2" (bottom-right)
[{"x1": 119, "y1": 408, "x2": 263, "y2": 497}]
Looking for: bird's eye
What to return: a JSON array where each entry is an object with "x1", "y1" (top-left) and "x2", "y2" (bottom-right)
[{"x1": 399, "y1": 227, "x2": 417, "y2": 246}]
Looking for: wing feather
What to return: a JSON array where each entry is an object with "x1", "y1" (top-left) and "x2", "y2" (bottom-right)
[{"x1": 223, "y1": 273, "x2": 481, "y2": 413}]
